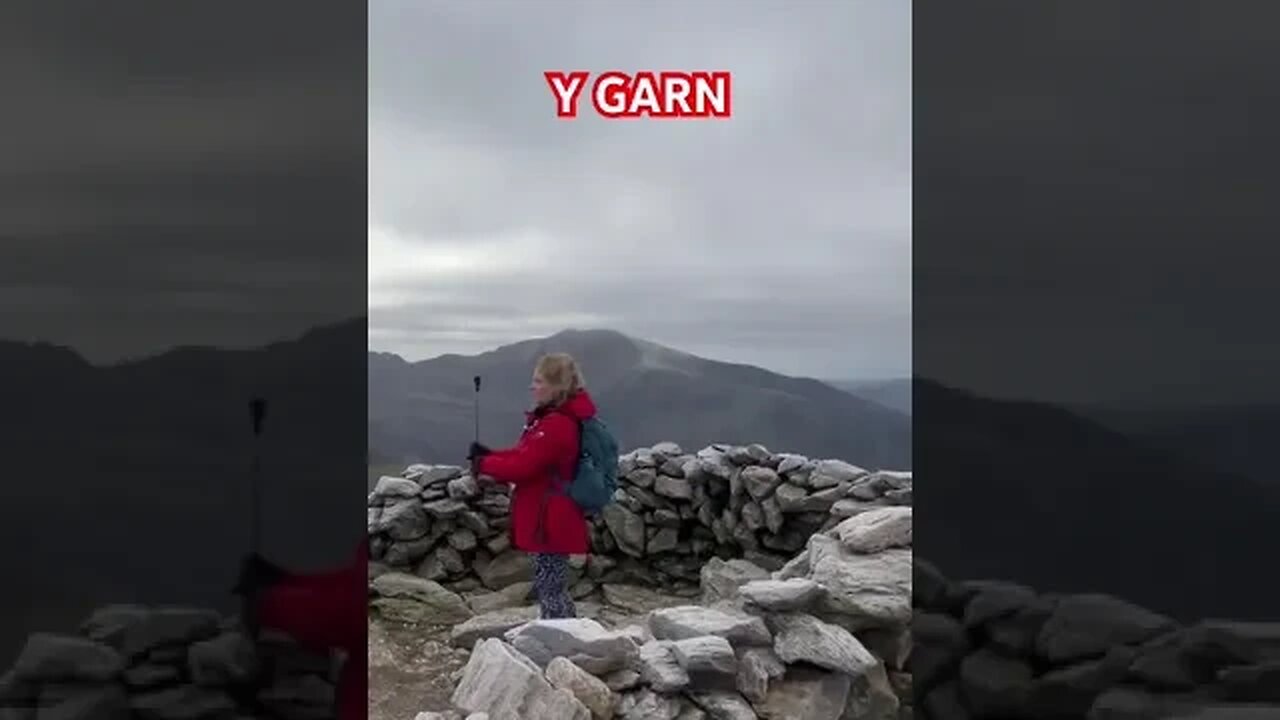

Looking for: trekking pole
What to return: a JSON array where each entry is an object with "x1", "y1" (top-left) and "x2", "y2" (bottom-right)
[
  {"x1": 249, "y1": 397, "x2": 267, "y2": 556},
  {"x1": 243, "y1": 397, "x2": 267, "y2": 641},
  {"x1": 473, "y1": 376, "x2": 482, "y2": 444},
  {"x1": 239, "y1": 396, "x2": 268, "y2": 713}
]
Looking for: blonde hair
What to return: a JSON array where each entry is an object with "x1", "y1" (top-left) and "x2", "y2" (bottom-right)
[{"x1": 534, "y1": 353, "x2": 586, "y2": 406}]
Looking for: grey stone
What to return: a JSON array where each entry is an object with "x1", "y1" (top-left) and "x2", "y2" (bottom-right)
[
  {"x1": 10, "y1": 634, "x2": 123, "y2": 683},
  {"x1": 829, "y1": 499, "x2": 883, "y2": 519},
  {"x1": 618, "y1": 688, "x2": 683, "y2": 720},
  {"x1": 810, "y1": 460, "x2": 866, "y2": 488},
  {"x1": 452, "y1": 638, "x2": 590, "y2": 720},
  {"x1": 736, "y1": 647, "x2": 786, "y2": 704},
  {"x1": 546, "y1": 656, "x2": 616, "y2": 720},
  {"x1": 370, "y1": 573, "x2": 473, "y2": 624},
  {"x1": 769, "y1": 613, "x2": 878, "y2": 677},
  {"x1": 451, "y1": 606, "x2": 541, "y2": 648},
  {"x1": 739, "y1": 579, "x2": 823, "y2": 612},
  {"x1": 187, "y1": 632, "x2": 256, "y2": 686},
  {"x1": 386, "y1": 526, "x2": 448, "y2": 566},
  {"x1": 701, "y1": 558, "x2": 770, "y2": 603},
  {"x1": 741, "y1": 467, "x2": 783, "y2": 500},
  {"x1": 423, "y1": 498, "x2": 470, "y2": 518},
  {"x1": 477, "y1": 550, "x2": 534, "y2": 590},
  {"x1": 504, "y1": 618, "x2": 640, "y2": 675},
  {"x1": 34, "y1": 683, "x2": 130, "y2": 720},
  {"x1": 448, "y1": 475, "x2": 481, "y2": 499},
  {"x1": 449, "y1": 529, "x2": 478, "y2": 552},
  {"x1": 688, "y1": 690, "x2": 758, "y2": 720},
  {"x1": 961, "y1": 581, "x2": 1038, "y2": 629},
  {"x1": 842, "y1": 660, "x2": 899, "y2": 720},
  {"x1": 776, "y1": 454, "x2": 808, "y2": 475},
  {"x1": 604, "y1": 668, "x2": 642, "y2": 692},
  {"x1": 638, "y1": 641, "x2": 691, "y2": 692},
  {"x1": 1037, "y1": 593, "x2": 1177, "y2": 664},
  {"x1": 407, "y1": 464, "x2": 464, "y2": 486},
  {"x1": 129, "y1": 684, "x2": 237, "y2": 720},
  {"x1": 655, "y1": 476, "x2": 694, "y2": 501},
  {"x1": 755, "y1": 666, "x2": 852, "y2": 720},
  {"x1": 672, "y1": 636, "x2": 737, "y2": 677},
  {"x1": 1025, "y1": 646, "x2": 1135, "y2": 719},
  {"x1": 650, "y1": 606, "x2": 772, "y2": 647},
  {"x1": 807, "y1": 536, "x2": 911, "y2": 630},
  {"x1": 959, "y1": 648, "x2": 1034, "y2": 718},
  {"x1": 379, "y1": 499, "x2": 431, "y2": 540},
  {"x1": 602, "y1": 504, "x2": 647, "y2": 558},
  {"x1": 649, "y1": 527, "x2": 680, "y2": 554},
  {"x1": 123, "y1": 663, "x2": 182, "y2": 688},
  {"x1": 373, "y1": 475, "x2": 422, "y2": 500},
  {"x1": 628, "y1": 468, "x2": 658, "y2": 489},
  {"x1": 833, "y1": 507, "x2": 911, "y2": 554}
]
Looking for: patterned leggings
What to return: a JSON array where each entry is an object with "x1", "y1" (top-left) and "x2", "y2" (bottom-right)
[{"x1": 531, "y1": 553, "x2": 576, "y2": 619}]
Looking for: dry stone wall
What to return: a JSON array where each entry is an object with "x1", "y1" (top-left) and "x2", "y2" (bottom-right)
[
  {"x1": 0, "y1": 605, "x2": 338, "y2": 720},
  {"x1": 366, "y1": 441, "x2": 912, "y2": 598},
  {"x1": 369, "y1": 441, "x2": 915, "y2": 720},
  {"x1": 415, "y1": 498, "x2": 914, "y2": 720},
  {"x1": 913, "y1": 559, "x2": 1280, "y2": 719}
]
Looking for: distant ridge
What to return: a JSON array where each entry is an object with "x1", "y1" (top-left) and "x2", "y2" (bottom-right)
[
  {"x1": 828, "y1": 377, "x2": 911, "y2": 415},
  {"x1": 914, "y1": 377, "x2": 1280, "y2": 621},
  {"x1": 0, "y1": 319, "x2": 367, "y2": 665},
  {"x1": 368, "y1": 328, "x2": 912, "y2": 470}
]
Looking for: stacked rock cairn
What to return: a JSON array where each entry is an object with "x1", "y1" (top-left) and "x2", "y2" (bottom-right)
[
  {"x1": 369, "y1": 442, "x2": 914, "y2": 720},
  {"x1": 367, "y1": 442, "x2": 912, "y2": 598}
]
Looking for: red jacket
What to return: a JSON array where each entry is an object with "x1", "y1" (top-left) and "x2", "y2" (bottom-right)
[
  {"x1": 478, "y1": 390, "x2": 594, "y2": 555},
  {"x1": 255, "y1": 540, "x2": 367, "y2": 720}
]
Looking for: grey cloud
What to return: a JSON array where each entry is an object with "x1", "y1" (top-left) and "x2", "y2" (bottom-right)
[
  {"x1": 914, "y1": 2, "x2": 1280, "y2": 404},
  {"x1": 1, "y1": 1, "x2": 365, "y2": 362},
  {"x1": 369, "y1": 0, "x2": 911, "y2": 379}
]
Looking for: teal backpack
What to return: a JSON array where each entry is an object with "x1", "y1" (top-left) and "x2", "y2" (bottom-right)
[{"x1": 560, "y1": 417, "x2": 619, "y2": 515}]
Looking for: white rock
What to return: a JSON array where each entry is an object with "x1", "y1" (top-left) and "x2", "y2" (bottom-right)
[
  {"x1": 451, "y1": 638, "x2": 590, "y2": 720},
  {"x1": 649, "y1": 606, "x2": 772, "y2": 647},
  {"x1": 547, "y1": 656, "x2": 616, "y2": 720},
  {"x1": 770, "y1": 613, "x2": 880, "y2": 677},
  {"x1": 834, "y1": 507, "x2": 912, "y2": 554}
]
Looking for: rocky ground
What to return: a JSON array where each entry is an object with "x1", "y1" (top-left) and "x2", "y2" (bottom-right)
[
  {"x1": 368, "y1": 503, "x2": 913, "y2": 720},
  {"x1": 370, "y1": 582, "x2": 697, "y2": 720},
  {"x1": 369, "y1": 619, "x2": 468, "y2": 720}
]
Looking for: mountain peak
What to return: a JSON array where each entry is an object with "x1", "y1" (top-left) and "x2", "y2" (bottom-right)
[
  {"x1": 546, "y1": 327, "x2": 633, "y2": 342},
  {"x1": 368, "y1": 331, "x2": 912, "y2": 470}
]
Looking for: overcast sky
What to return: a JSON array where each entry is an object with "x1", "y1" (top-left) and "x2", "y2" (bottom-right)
[
  {"x1": 368, "y1": 0, "x2": 911, "y2": 381},
  {"x1": 0, "y1": 3, "x2": 365, "y2": 364},
  {"x1": 913, "y1": 2, "x2": 1280, "y2": 406}
]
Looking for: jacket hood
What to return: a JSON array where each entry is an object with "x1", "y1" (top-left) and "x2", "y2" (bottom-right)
[
  {"x1": 529, "y1": 389, "x2": 597, "y2": 422},
  {"x1": 560, "y1": 389, "x2": 597, "y2": 420}
]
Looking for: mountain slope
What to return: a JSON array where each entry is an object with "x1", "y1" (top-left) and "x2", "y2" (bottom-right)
[
  {"x1": 915, "y1": 379, "x2": 1279, "y2": 621},
  {"x1": 368, "y1": 329, "x2": 912, "y2": 470},
  {"x1": 828, "y1": 378, "x2": 912, "y2": 415},
  {"x1": 1078, "y1": 403, "x2": 1280, "y2": 489},
  {"x1": 0, "y1": 320, "x2": 367, "y2": 664}
]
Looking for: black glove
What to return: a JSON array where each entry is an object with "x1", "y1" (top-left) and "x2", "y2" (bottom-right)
[
  {"x1": 467, "y1": 442, "x2": 491, "y2": 478},
  {"x1": 232, "y1": 552, "x2": 286, "y2": 597}
]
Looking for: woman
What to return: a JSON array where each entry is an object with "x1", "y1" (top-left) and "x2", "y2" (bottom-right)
[
  {"x1": 468, "y1": 353, "x2": 593, "y2": 619},
  {"x1": 234, "y1": 540, "x2": 367, "y2": 720}
]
